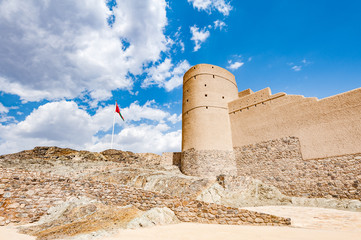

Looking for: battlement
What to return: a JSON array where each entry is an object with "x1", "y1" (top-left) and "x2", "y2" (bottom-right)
[
  {"x1": 228, "y1": 88, "x2": 286, "y2": 113},
  {"x1": 238, "y1": 89, "x2": 254, "y2": 98}
]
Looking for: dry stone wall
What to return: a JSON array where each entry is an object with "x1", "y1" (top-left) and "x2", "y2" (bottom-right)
[
  {"x1": 181, "y1": 148, "x2": 237, "y2": 177},
  {"x1": 0, "y1": 167, "x2": 290, "y2": 226},
  {"x1": 234, "y1": 137, "x2": 361, "y2": 200}
]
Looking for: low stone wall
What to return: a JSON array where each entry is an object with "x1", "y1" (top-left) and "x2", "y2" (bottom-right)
[
  {"x1": 0, "y1": 167, "x2": 290, "y2": 226},
  {"x1": 161, "y1": 152, "x2": 181, "y2": 166},
  {"x1": 234, "y1": 137, "x2": 361, "y2": 200},
  {"x1": 181, "y1": 148, "x2": 237, "y2": 177}
]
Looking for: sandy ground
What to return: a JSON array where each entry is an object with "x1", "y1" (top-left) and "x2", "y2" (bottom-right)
[
  {"x1": 102, "y1": 223, "x2": 361, "y2": 240},
  {"x1": 242, "y1": 206, "x2": 361, "y2": 231},
  {"x1": 1, "y1": 206, "x2": 361, "y2": 240},
  {"x1": 0, "y1": 225, "x2": 36, "y2": 240}
]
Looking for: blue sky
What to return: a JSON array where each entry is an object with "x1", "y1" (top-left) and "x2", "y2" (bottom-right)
[{"x1": 0, "y1": 0, "x2": 360, "y2": 154}]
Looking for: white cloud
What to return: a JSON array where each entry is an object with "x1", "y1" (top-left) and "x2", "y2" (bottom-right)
[
  {"x1": 227, "y1": 61, "x2": 244, "y2": 70},
  {"x1": 174, "y1": 27, "x2": 185, "y2": 52},
  {"x1": 301, "y1": 58, "x2": 312, "y2": 66},
  {"x1": 168, "y1": 113, "x2": 182, "y2": 124},
  {"x1": 121, "y1": 100, "x2": 170, "y2": 122},
  {"x1": 0, "y1": 0, "x2": 169, "y2": 102},
  {"x1": 0, "y1": 101, "x2": 96, "y2": 154},
  {"x1": 142, "y1": 59, "x2": 191, "y2": 91},
  {"x1": 0, "y1": 103, "x2": 15, "y2": 123},
  {"x1": 190, "y1": 25, "x2": 210, "y2": 51},
  {"x1": 0, "y1": 100, "x2": 181, "y2": 155},
  {"x1": 0, "y1": 103, "x2": 8, "y2": 113},
  {"x1": 289, "y1": 58, "x2": 312, "y2": 72},
  {"x1": 88, "y1": 124, "x2": 181, "y2": 154},
  {"x1": 214, "y1": 20, "x2": 226, "y2": 30},
  {"x1": 188, "y1": 0, "x2": 232, "y2": 16},
  {"x1": 292, "y1": 65, "x2": 302, "y2": 72}
]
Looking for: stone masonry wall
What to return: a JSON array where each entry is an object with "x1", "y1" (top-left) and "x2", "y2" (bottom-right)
[
  {"x1": 181, "y1": 148, "x2": 237, "y2": 177},
  {"x1": 234, "y1": 137, "x2": 361, "y2": 200},
  {"x1": 161, "y1": 152, "x2": 181, "y2": 167},
  {"x1": 0, "y1": 167, "x2": 290, "y2": 226}
]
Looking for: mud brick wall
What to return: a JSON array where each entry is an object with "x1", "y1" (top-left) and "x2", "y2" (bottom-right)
[
  {"x1": 0, "y1": 167, "x2": 290, "y2": 226},
  {"x1": 234, "y1": 137, "x2": 361, "y2": 200}
]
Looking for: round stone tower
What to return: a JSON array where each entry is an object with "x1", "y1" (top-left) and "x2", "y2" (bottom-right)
[{"x1": 181, "y1": 64, "x2": 239, "y2": 177}]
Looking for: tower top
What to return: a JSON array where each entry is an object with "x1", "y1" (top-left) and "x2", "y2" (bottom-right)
[{"x1": 183, "y1": 63, "x2": 236, "y2": 86}]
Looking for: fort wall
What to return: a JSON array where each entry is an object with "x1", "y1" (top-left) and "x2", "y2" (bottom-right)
[
  {"x1": 229, "y1": 87, "x2": 361, "y2": 159},
  {"x1": 234, "y1": 137, "x2": 361, "y2": 200}
]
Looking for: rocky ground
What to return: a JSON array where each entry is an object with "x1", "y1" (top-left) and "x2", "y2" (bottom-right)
[{"x1": 1, "y1": 146, "x2": 361, "y2": 239}]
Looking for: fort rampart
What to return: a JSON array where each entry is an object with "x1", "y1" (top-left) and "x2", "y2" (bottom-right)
[{"x1": 229, "y1": 87, "x2": 361, "y2": 160}]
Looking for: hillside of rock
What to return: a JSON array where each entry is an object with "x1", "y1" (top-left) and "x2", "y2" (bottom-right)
[{"x1": 1, "y1": 146, "x2": 360, "y2": 212}]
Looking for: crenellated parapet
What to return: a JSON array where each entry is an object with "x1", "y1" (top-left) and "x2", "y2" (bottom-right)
[{"x1": 228, "y1": 88, "x2": 286, "y2": 114}]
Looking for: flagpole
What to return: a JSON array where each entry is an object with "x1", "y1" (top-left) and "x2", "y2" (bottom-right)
[{"x1": 111, "y1": 102, "x2": 116, "y2": 149}]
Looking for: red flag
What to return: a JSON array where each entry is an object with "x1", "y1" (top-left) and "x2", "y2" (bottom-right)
[{"x1": 115, "y1": 102, "x2": 124, "y2": 121}]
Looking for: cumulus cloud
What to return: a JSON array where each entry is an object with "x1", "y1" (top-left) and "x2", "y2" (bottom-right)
[
  {"x1": 168, "y1": 113, "x2": 182, "y2": 124},
  {"x1": 0, "y1": 101, "x2": 96, "y2": 154},
  {"x1": 0, "y1": 103, "x2": 8, "y2": 113},
  {"x1": 89, "y1": 124, "x2": 181, "y2": 154},
  {"x1": 227, "y1": 60, "x2": 244, "y2": 70},
  {"x1": 188, "y1": 0, "x2": 232, "y2": 16},
  {"x1": 214, "y1": 20, "x2": 226, "y2": 30},
  {"x1": 190, "y1": 25, "x2": 210, "y2": 51},
  {"x1": 121, "y1": 100, "x2": 170, "y2": 122},
  {"x1": 0, "y1": 103, "x2": 14, "y2": 123},
  {"x1": 0, "y1": 100, "x2": 181, "y2": 154},
  {"x1": 0, "y1": 0, "x2": 169, "y2": 102},
  {"x1": 142, "y1": 59, "x2": 191, "y2": 91}
]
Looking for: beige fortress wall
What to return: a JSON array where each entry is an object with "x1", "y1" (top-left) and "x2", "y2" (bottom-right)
[
  {"x1": 181, "y1": 64, "x2": 239, "y2": 176},
  {"x1": 232, "y1": 137, "x2": 361, "y2": 200},
  {"x1": 229, "y1": 87, "x2": 361, "y2": 159}
]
